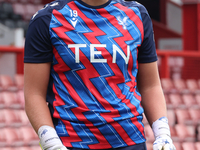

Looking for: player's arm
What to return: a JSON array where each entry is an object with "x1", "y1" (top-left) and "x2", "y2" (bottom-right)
[
  {"x1": 137, "y1": 61, "x2": 166, "y2": 125},
  {"x1": 24, "y1": 63, "x2": 68, "y2": 150},
  {"x1": 137, "y1": 61, "x2": 176, "y2": 150},
  {"x1": 24, "y1": 62, "x2": 53, "y2": 132}
]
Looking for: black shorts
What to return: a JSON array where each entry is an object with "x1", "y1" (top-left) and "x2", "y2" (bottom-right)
[{"x1": 68, "y1": 142, "x2": 147, "y2": 150}]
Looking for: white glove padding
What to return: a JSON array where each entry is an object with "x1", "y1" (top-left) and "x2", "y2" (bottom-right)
[
  {"x1": 38, "y1": 125, "x2": 68, "y2": 150},
  {"x1": 152, "y1": 117, "x2": 176, "y2": 150},
  {"x1": 153, "y1": 135, "x2": 176, "y2": 150}
]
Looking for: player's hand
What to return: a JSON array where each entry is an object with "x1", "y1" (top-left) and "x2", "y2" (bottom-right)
[
  {"x1": 152, "y1": 117, "x2": 176, "y2": 150},
  {"x1": 153, "y1": 135, "x2": 176, "y2": 150},
  {"x1": 38, "y1": 125, "x2": 68, "y2": 150}
]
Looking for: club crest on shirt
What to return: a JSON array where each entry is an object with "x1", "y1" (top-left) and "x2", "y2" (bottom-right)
[{"x1": 117, "y1": 16, "x2": 128, "y2": 30}]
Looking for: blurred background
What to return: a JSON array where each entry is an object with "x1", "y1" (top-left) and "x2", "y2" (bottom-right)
[{"x1": 0, "y1": 0, "x2": 200, "y2": 150}]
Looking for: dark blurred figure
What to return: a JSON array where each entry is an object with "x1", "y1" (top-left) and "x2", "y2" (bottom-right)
[{"x1": 126, "y1": 0, "x2": 160, "y2": 21}]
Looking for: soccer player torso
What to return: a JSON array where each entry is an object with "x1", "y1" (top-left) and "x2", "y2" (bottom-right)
[{"x1": 28, "y1": 0, "x2": 148, "y2": 148}]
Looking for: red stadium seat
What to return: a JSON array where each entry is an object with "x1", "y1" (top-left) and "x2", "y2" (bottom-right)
[
  {"x1": 12, "y1": 3, "x2": 26, "y2": 19},
  {"x1": 186, "y1": 79, "x2": 200, "y2": 94},
  {"x1": 0, "y1": 92, "x2": 5, "y2": 109},
  {"x1": 17, "y1": 90, "x2": 25, "y2": 108},
  {"x1": 173, "y1": 79, "x2": 189, "y2": 94},
  {"x1": 167, "y1": 109, "x2": 176, "y2": 126},
  {"x1": 198, "y1": 79, "x2": 200, "y2": 89},
  {"x1": 8, "y1": 0, "x2": 18, "y2": 3},
  {"x1": 168, "y1": 93, "x2": 186, "y2": 109},
  {"x1": 14, "y1": 74, "x2": 24, "y2": 90},
  {"x1": 170, "y1": 126, "x2": 179, "y2": 142},
  {"x1": 0, "y1": 75, "x2": 17, "y2": 91},
  {"x1": 2, "y1": 127, "x2": 24, "y2": 147},
  {"x1": 20, "y1": 126, "x2": 39, "y2": 146},
  {"x1": 188, "y1": 108, "x2": 200, "y2": 125},
  {"x1": 160, "y1": 78, "x2": 177, "y2": 94},
  {"x1": 175, "y1": 109, "x2": 194, "y2": 125},
  {"x1": 29, "y1": 146, "x2": 42, "y2": 150},
  {"x1": 0, "y1": 128, "x2": 7, "y2": 147},
  {"x1": 175, "y1": 124, "x2": 196, "y2": 142},
  {"x1": 0, "y1": 148, "x2": 15, "y2": 150},
  {"x1": 35, "y1": 4, "x2": 44, "y2": 11},
  {"x1": 15, "y1": 147, "x2": 32, "y2": 150},
  {"x1": 197, "y1": 126, "x2": 200, "y2": 141},
  {"x1": 1, "y1": 91, "x2": 22, "y2": 109},
  {"x1": 164, "y1": 94, "x2": 174, "y2": 109},
  {"x1": 18, "y1": 109, "x2": 31, "y2": 126},
  {"x1": 18, "y1": 0, "x2": 29, "y2": 3},
  {"x1": 0, "y1": 75, "x2": 13, "y2": 88},
  {"x1": 182, "y1": 142, "x2": 196, "y2": 150},
  {"x1": 0, "y1": 109, "x2": 22, "y2": 127},
  {"x1": 24, "y1": 3, "x2": 37, "y2": 20},
  {"x1": 182, "y1": 94, "x2": 199, "y2": 109},
  {"x1": 25, "y1": 3, "x2": 37, "y2": 13},
  {"x1": 0, "y1": 109, "x2": 6, "y2": 128},
  {"x1": 29, "y1": 0, "x2": 42, "y2": 4},
  {"x1": 0, "y1": 84, "x2": 2, "y2": 92},
  {"x1": 195, "y1": 94, "x2": 200, "y2": 106},
  {"x1": 173, "y1": 142, "x2": 182, "y2": 150},
  {"x1": 164, "y1": 94, "x2": 170, "y2": 103}
]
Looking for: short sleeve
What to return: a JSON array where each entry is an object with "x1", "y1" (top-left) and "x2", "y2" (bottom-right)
[
  {"x1": 24, "y1": 14, "x2": 53, "y2": 63},
  {"x1": 137, "y1": 6, "x2": 157, "y2": 63}
]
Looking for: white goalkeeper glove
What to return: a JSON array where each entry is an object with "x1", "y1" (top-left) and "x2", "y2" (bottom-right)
[
  {"x1": 152, "y1": 117, "x2": 176, "y2": 150},
  {"x1": 38, "y1": 125, "x2": 68, "y2": 150}
]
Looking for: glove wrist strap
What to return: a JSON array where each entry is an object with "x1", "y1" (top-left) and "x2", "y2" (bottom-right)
[
  {"x1": 38, "y1": 125, "x2": 63, "y2": 150},
  {"x1": 152, "y1": 117, "x2": 171, "y2": 139}
]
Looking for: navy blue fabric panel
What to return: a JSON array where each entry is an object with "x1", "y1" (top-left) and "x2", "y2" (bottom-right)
[
  {"x1": 24, "y1": 0, "x2": 73, "y2": 63},
  {"x1": 68, "y1": 142, "x2": 147, "y2": 150},
  {"x1": 24, "y1": 15, "x2": 53, "y2": 63},
  {"x1": 137, "y1": 8, "x2": 157, "y2": 63}
]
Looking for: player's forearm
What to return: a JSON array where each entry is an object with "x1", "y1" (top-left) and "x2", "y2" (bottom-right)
[
  {"x1": 24, "y1": 63, "x2": 53, "y2": 133},
  {"x1": 140, "y1": 85, "x2": 167, "y2": 126},
  {"x1": 25, "y1": 95, "x2": 68, "y2": 150},
  {"x1": 25, "y1": 95, "x2": 54, "y2": 133},
  {"x1": 137, "y1": 62, "x2": 167, "y2": 126}
]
